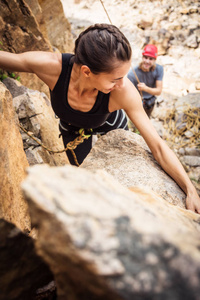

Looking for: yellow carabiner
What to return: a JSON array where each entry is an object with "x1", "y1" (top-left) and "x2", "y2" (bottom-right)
[{"x1": 79, "y1": 128, "x2": 93, "y2": 138}]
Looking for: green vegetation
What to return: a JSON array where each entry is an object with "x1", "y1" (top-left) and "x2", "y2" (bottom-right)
[
  {"x1": 0, "y1": 41, "x2": 20, "y2": 82},
  {"x1": 0, "y1": 69, "x2": 21, "y2": 82},
  {"x1": 128, "y1": 120, "x2": 141, "y2": 135},
  {"x1": 132, "y1": 128, "x2": 140, "y2": 135}
]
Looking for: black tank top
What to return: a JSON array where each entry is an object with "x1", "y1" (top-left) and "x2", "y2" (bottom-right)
[{"x1": 50, "y1": 53, "x2": 111, "y2": 129}]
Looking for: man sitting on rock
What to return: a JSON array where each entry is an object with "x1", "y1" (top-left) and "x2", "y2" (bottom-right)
[{"x1": 128, "y1": 44, "x2": 164, "y2": 117}]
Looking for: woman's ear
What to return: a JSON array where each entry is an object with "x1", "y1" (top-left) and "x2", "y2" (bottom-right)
[{"x1": 81, "y1": 65, "x2": 91, "y2": 77}]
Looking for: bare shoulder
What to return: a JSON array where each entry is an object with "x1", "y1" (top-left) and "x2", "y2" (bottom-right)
[
  {"x1": 109, "y1": 77, "x2": 142, "y2": 112},
  {"x1": 110, "y1": 75, "x2": 163, "y2": 150},
  {"x1": 24, "y1": 51, "x2": 62, "y2": 90}
]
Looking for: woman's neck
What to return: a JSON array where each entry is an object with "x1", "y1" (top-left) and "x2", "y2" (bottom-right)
[
  {"x1": 71, "y1": 63, "x2": 97, "y2": 97},
  {"x1": 68, "y1": 63, "x2": 98, "y2": 112}
]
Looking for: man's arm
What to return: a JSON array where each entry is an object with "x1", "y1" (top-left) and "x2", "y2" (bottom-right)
[
  {"x1": 0, "y1": 51, "x2": 62, "y2": 90},
  {"x1": 137, "y1": 80, "x2": 162, "y2": 96}
]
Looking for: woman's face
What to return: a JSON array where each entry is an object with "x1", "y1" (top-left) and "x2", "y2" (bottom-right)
[{"x1": 89, "y1": 60, "x2": 131, "y2": 93}]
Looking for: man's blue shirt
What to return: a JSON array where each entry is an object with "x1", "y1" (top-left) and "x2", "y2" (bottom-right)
[{"x1": 127, "y1": 64, "x2": 164, "y2": 100}]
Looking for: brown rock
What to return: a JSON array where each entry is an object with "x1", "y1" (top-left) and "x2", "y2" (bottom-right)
[
  {"x1": 0, "y1": 0, "x2": 52, "y2": 96},
  {"x1": 25, "y1": 0, "x2": 74, "y2": 53},
  {"x1": 0, "y1": 82, "x2": 30, "y2": 231},
  {"x1": 25, "y1": 0, "x2": 50, "y2": 42},
  {"x1": 38, "y1": 0, "x2": 74, "y2": 53}
]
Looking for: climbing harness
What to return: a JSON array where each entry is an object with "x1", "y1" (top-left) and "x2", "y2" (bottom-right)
[{"x1": 19, "y1": 124, "x2": 92, "y2": 166}]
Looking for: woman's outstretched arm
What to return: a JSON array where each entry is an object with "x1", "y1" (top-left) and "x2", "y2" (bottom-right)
[
  {"x1": 111, "y1": 78, "x2": 200, "y2": 214},
  {"x1": 0, "y1": 51, "x2": 62, "y2": 90}
]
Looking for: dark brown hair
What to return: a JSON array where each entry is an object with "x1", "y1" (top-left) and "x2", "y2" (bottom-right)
[{"x1": 74, "y1": 23, "x2": 132, "y2": 74}]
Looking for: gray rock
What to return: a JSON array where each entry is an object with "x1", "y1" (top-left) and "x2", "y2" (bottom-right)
[
  {"x1": 188, "y1": 167, "x2": 200, "y2": 183},
  {"x1": 184, "y1": 130, "x2": 194, "y2": 138},
  {"x1": 185, "y1": 147, "x2": 200, "y2": 157},
  {"x1": 22, "y1": 164, "x2": 200, "y2": 300},
  {"x1": 2, "y1": 77, "x2": 28, "y2": 98},
  {"x1": 25, "y1": 147, "x2": 45, "y2": 165},
  {"x1": 183, "y1": 156, "x2": 200, "y2": 167},
  {"x1": 175, "y1": 93, "x2": 200, "y2": 109},
  {"x1": 178, "y1": 148, "x2": 185, "y2": 155},
  {"x1": 7, "y1": 80, "x2": 69, "y2": 166}
]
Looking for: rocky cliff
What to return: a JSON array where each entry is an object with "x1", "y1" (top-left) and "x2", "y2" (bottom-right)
[
  {"x1": 0, "y1": 0, "x2": 200, "y2": 299},
  {"x1": 0, "y1": 0, "x2": 73, "y2": 96}
]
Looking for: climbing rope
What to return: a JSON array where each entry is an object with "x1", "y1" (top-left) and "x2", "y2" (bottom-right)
[
  {"x1": 163, "y1": 104, "x2": 200, "y2": 149},
  {"x1": 19, "y1": 124, "x2": 92, "y2": 166},
  {"x1": 131, "y1": 66, "x2": 143, "y2": 99},
  {"x1": 100, "y1": 0, "x2": 112, "y2": 24},
  {"x1": 99, "y1": 0, "x2": 143, "y2": 100}
]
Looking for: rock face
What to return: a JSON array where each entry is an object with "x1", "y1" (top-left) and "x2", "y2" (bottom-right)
[
  {"x1": 0, "y1": 0, "x2": 51, "y2": 52},
  {"x1": 25, "y1": 0, "x2": 74, "y2": 53},
  {"x1": 82, "y1": 129, "x2": 186, "y2": 209},
  {"x1": 37, "y1": 0, "x2": 74, "y2": 53},
  {"x1": 0, "y1": 82, "x2": 30, "y2": 231},
  {"x1": 3, "y1": 77, "x2": 69, "y2": 166},
  {"x1": 0, "y1": 0, "x2": 52, "y2": 96},
  {"x1": 22, "y1": 163, "x2": 200, "y2": 300},
  {"x1": 0, "y1": 219, "x2": 54, "y2": 300}
]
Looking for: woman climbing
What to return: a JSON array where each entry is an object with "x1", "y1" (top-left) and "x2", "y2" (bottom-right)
[{"x1": 0, "y1": 23, "x2": 199, "y2": 213}]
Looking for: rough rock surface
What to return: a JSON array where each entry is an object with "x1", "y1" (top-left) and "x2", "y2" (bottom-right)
[
  {"x1": 0, "y1": 0, "x2": 52, "y2": 96},
  {"x1": 0, "y1": 82, "x2": 30, "y2": 231},
  {"x1": 82, "y1": 129, "x2": 186, "y2": 209},
  {"x1": 22, "y1": 164, "x2": 200, "y2": 300},
  {"x1": 25, "y1": 0, "x2": 74, "y2": 53},
  {"x1": 37, "y1": 0, "x2": 74, "y2": 53},
  {"x1": 3, "y1": 77, "x2": 69, "y2": 166},
  {"x1": 0, "y1": 0, "x2": 51, "y2": 52}
]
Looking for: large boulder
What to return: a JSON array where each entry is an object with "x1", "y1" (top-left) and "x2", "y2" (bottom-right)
[
  {"x1": 0, "y1": 82, "x2": 30, "y2": 231},
  {"x1": 22, "y1": 163, "x2": 200, "y2": 300},
  {"x1": 81, "y1": 129, "x2": 186, "y2": 209}
]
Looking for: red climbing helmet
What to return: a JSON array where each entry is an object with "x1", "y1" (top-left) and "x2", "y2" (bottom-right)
[{"x1": 142, "y1": 44, "x2": 158, "y2": 58}]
